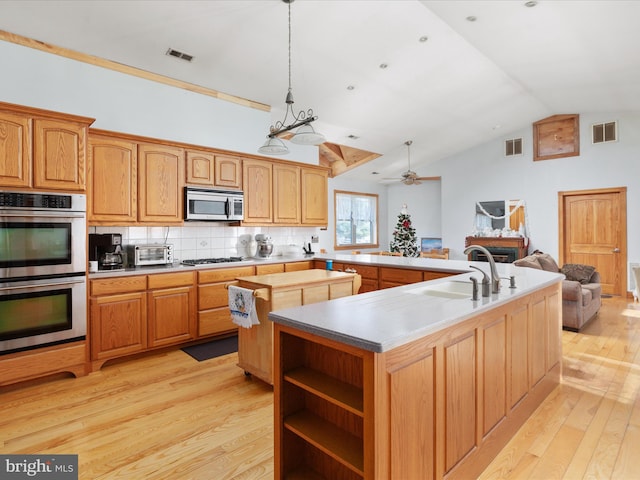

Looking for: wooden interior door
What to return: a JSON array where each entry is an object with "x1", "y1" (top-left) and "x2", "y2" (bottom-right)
[{"x1": 558, "y1": 187, "x2": 627, "y2": 296}]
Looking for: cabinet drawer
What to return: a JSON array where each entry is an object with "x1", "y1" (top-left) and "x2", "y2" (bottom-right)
[
  {"x1": 423, "y1": 271, "x2": 455, "y2": 281},
  {"x1": 330, "y1": 282, "x2": 353, "y2": 299},
  {"x1": 198, "y1": 283, "x2": 229, "y2": 310},
  {"x1": 198, "y1": 266, "x2": 255, "y2": 283},
  {"x1": 90, "y1": 275, "x2": 147, "y2": 296},
  {"x1": 379, "y1": 267, "x2": 423, "y2": 284},
  {"x1": 285, "y1": 261, "x2": 313, "y2": 272},
  {"x1": 345, "y1": 264, "x2": 378, "y2": 280},
  {"x1": 255, "y1": 263, "x2": 285, "y2": 275},
  {"x1": 199, "y1": 308, "x2": 236, "y2": 336},
  {"x1": 148, "y1": 271, "x2": 195, "y2": 289}
]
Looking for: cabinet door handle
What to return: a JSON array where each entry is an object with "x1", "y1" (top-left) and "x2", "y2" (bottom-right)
[{"x1": 612, "y1": 248, "x2": 620, "y2": 253}]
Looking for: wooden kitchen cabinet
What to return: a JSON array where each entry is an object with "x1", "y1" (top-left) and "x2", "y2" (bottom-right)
[
  {"x1": 185, "y1": 149, "x2": 215, "y2": 186},
  {"x1": 0, "y1": 102, "x2": 94, "y2": 192},
  {"x1": 197, "y1": 265, "x2": 255, "y2": 336},
  {"x1": 242, "y1": 158, "x2": 273, "y2": 224},
  {"x1": 33, "y1": 118, "x2": 89, "y2": 191},
  {"x1": 88, "y1": 134, "x2": 138, "y2": 223},
  {"x1": 301, "y1": 167, "x2": 328, "y2": 226},
  {"x1": 0, "y1": 110, "x2": 31, "y2": 188},
  {"x1": 89, "y1": 275, "x2": 148, "y2": 365},
  {"x1": 138, "y1": 143, "x2": 185, "y2": 224},
  {"x1": 214, "y1": 154, "x2": 242, "y2": 189},
  {"x1": 147, "y1": 271, "x2": 197, "y2": 348},
  {"x1": 379, "y1": 267, "x2": 423, "y2": 289},
  {"x1": 273, "y1": 163, "x2": 301, "y2": 224},
  {"x1": 284, "y1": 260, "x2": 313, "y2": 272}
]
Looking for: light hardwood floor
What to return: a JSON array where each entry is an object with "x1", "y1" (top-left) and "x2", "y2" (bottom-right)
[{"x1": 1, "y1": 297, "x2": 639, "y2": 479}]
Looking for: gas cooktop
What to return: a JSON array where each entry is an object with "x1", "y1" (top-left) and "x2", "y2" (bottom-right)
[{"x1": 181, "y1": 257, "x2": 245, "y2": 266}]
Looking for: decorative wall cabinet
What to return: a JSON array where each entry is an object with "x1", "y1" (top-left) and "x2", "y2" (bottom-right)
[
  {"x1": 214, "y1": 154, "x2": 242, "y2": 189},
  {"x1": 138, "y1": 143, "x2": 185, "y2": 224},
  {"x1": 242, "y1": 158, "x2": 273, "y2": 224},
  {"x1": 186, "y1": 149, "x2": 215, "y2": 186},
  {"x1": 273, "y1": 163, "x2": 301, "y2": 224},
  {"x1": 88, "y1": 134, "x2": 138, "y2": 223},
  {"x1": 301, "y1": 167, "x2": 328, "y2": 226},
  {"x1": 533, "y1": 114, "x2": 580, "y2": 161},
  {"x1": 186, "y1": 151, "x2": 243, "y2": 190},
  {"x1": 0, "y1": 102, "x2": 94, "y2": 192}
]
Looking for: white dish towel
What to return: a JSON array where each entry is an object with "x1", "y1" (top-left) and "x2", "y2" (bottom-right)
[{"x1": 228, "y1": 285, "x2": 260, "y2": 328}]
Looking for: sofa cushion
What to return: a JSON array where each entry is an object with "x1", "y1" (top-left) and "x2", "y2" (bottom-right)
[
  {"x1": 536, "y1": 253, "x2": 560, "y2": 272},
  {"x1": 514, "y1": 255, "x2": 542, "y2": 269},
  {"x1": 561, "y1": 263, "x2": 596, "y2": 284},
  {"x1": 580, "y1": 287, "x2": 593, "y2": 307}
]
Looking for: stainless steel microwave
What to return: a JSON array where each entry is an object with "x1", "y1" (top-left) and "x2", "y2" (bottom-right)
[{"x1": 184, "y1": 187, "x2": 244, "y2": 221}]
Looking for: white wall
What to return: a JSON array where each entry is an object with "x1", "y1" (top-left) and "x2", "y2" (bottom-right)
[
  {"x1": 387, "y1": 181, "x2": 441, "y2": 251},
  {"x1": 428, "y1": 112, "x2": 640, "y2": 272}
]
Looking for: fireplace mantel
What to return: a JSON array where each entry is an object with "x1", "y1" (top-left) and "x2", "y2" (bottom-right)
[{"x1": 465, "y1": 236, "x2": 528, "y2": 263}]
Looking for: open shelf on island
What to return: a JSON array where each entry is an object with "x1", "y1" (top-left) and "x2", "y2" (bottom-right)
[
  {"x1": 284, "y1": 367, "x2": 364, "y2": 417},
  {"x1": 284, "y1": 410, "x2": 364, "y2": 476}
]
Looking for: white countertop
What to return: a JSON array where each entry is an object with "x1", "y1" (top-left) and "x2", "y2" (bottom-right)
[
  {"x1": 269, "y1": 255, "x2": 564, "y2": 353},
  {"x1": 87, "y1": 255, "x2": 316, "y2": 279}
]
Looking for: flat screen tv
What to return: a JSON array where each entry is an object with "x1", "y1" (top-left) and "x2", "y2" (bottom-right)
[{"x1": 421, "y1": 237, "x2": 442, "y2": 252}]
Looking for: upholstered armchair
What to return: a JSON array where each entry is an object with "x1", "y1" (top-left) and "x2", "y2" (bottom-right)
[{"x1": 514, "y1": 253, "x2": 601, "y2": 331}]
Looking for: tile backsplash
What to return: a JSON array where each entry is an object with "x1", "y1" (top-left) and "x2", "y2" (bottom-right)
[{"x1": 90, "y1": 224, "x2": 320, "y2": 262}]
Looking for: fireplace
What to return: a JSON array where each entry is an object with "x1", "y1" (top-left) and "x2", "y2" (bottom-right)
[
  {"x1": 465, "y1": 236, "x2": 528, "y2": 263},
  {"x1": 468, "y1": 247, "x2": 519, "y2": 263}
]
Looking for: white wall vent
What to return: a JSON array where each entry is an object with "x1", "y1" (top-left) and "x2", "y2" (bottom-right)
[
  {"x1": 166, "y1": 48, "x2": 194, "y2": 62},
  {"x1": 505, "y1": 138, "x2": 523, "y2": 156},
  {"x1": 592, "y1": 121, "x2": 617, "y2": 144}
]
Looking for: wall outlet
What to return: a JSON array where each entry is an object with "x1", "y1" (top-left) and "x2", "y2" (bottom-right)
[{"x1": 311, "y1": 235, "x2": 319, "y2": 243}]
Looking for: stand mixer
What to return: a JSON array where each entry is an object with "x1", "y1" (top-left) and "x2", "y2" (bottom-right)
[{"x1": 254, "y1": 234, "x2": 274, "y2": 258}]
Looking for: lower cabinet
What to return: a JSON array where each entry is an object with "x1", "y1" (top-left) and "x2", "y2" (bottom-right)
[
  {"x1": 89, "y1": 272, "x2": 196, "y2": 369},
  {"x1": 197, "y1": 265, "x2": 255, "y2": 336}
]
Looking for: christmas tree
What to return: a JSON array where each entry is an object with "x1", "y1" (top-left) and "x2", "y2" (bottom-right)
[{"x1": 390, "y1": 204, "x2": 419, "y2": 257}]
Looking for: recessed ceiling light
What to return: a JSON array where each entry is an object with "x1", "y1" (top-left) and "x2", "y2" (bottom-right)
[
  {"x1": 347, "y1": 85, "x2": 355, "y2": 90},
  {"x1": 419, "y1": 36, "x2": 429, "y2": 43},
  {"x1": 379, "y1": 63, "x2": 388, "y2": 69},
  {"x1": 466, "y1": 15, "x2": 477, "y2": 22},
  {"x1": 524, "y1": 0, "x2": 538, "y2": 7},
  {"x1": 348, "y1": 134, "x2": 360, "y2": 140},
  {"x1": 371, "y1": 171, "x2": 380, "y2": 175}
]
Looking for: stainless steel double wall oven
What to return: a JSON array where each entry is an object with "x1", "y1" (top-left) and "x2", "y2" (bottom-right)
[{"x1": 0, "y1": 191, "x2": 87, "y2": 354}]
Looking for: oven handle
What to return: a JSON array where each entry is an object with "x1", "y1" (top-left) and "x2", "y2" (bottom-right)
[
  {"x1": 0, "y1": 277, "x2": 86, "y2": 291},
  {"x1": 0, "y1": 211, "x2": 86, "y2": 218}
]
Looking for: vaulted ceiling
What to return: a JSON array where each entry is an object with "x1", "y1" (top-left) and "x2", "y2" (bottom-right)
[{"x1": 1, "y1": 0, "x2": 639, "y2": 183}]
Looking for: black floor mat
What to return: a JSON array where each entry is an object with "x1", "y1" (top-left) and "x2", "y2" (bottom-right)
[{"x1": 181, "y1": 335, "x2": 238, "y2": 362}]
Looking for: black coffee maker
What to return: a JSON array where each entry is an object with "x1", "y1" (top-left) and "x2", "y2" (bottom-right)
[{"x1": 89, "y1": 233, "x2": 124, "y2": 270}]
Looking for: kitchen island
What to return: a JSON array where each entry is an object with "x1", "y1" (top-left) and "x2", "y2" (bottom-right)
[{"x1": 269, "y1": 262, "x2": 563, "y2": 479}]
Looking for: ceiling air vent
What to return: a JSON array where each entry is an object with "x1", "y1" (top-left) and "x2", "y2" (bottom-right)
[
  {"x1": 166, "y1": 48, "x2": 194, "y2": 62},
  {"x1": 505, "y1": 137, "x2": 523, "y2": 157},
  {"x1": 592, "y1": 121, "x2": 617, "y2": 144}
]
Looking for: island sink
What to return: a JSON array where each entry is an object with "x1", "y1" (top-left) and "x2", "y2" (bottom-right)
[{"x1": 407, "y1": 280, "x2": 474, "y2": 299}]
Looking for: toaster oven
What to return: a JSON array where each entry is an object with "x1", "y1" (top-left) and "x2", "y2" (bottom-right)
[{"x1": 125, "y1": 244, "x2": 174, "y2": 267}]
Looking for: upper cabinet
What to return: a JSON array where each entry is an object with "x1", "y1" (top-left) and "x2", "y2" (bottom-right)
[
  {"x1": 214, "y1": 154, "x2": 242, "y2": 190},
  {"x1": 0, "y1": 102, "x2": 94, "y2": 192},
  {"x1": 242, "y1": 159, "x2": 273, "y2": 224},
  {"x1": 273, "y1": 163, "x2": 301, "y2": 224},
  {"x1": 301, "y1": 167, "x2": 328, "y2": 226},
  {"x1": 138, "y1": 143, "x2": 185, "y2": 224},
  {"x1": 0, "y1": 111, "x2": 30, "y2": 188},
  {"x1": 186, "y1": 151, "x2": 242, "y2": 190},
  {"x1": 88, "y1": 134, "x2": 138, "y2": 223}
]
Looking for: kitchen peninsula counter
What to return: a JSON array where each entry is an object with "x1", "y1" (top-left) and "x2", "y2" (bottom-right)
[{"x1": 270, "y1": 261, "x2": 563, "y2": 479}]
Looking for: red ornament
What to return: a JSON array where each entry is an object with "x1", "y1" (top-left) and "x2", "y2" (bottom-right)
[{"x1": 402, "y1": 220, "x2": 410, "y2": 228}]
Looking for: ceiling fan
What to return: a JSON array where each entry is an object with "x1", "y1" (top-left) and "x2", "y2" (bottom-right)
[{"x1": 384, "y1": 141, "x2": 439, "y2": 185}]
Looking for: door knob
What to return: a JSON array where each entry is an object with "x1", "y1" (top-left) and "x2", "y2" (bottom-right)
[{"x1": 612, "y1": 248, "x2": 620, "y2": 253}]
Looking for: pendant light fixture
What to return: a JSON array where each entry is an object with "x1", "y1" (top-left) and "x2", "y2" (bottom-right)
[{"x1": 258, "y1": 0, "x2": 325, "y2": 155}]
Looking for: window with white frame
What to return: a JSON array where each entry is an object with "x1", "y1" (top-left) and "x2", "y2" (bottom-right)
[{"x1": 334, "y1": 190, "x2": 379, "y2": 249}]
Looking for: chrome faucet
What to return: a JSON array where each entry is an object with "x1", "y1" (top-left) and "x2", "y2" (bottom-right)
[{"x1": 464, "y1": 245, "x2": 501, "y2": 294}]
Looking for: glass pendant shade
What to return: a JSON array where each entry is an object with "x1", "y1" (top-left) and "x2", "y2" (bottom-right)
[
  {"x1": 258, "y1": 136, "x2": 289, "y2": 155},
  {"x1": 290, "y1": 123, "x2": 326, "y2": 145}
]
